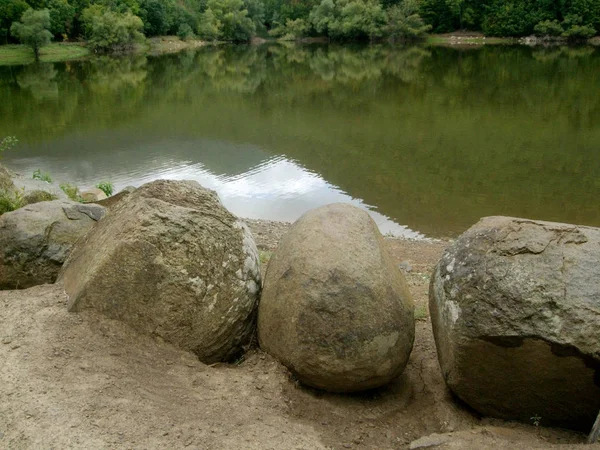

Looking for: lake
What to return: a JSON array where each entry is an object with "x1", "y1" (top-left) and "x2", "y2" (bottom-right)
[{"x1": 1, "y1": 43, "x2": 599, "y2": 239}]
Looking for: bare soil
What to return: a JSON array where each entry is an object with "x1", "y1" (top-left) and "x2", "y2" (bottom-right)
[{"x1": 0, "y1": 219, "x2": 596, "y2": 449}]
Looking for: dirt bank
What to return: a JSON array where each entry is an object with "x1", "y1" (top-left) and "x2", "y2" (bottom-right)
[{"x1": 0, "y1": 219, "x2": 596, "y2": 449}]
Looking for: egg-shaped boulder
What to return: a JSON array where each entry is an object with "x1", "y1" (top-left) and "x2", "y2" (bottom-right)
[
  {"x1": 258, "y1": 203, "x2": 415, "y2": 392},
  {"x1": 60, "y1": 180, "x2": 261, "y2": 364}
]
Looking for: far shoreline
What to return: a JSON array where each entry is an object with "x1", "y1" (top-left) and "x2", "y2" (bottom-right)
[{"x1": 1, "y1": 32, "x2": 599, "y2": 66}]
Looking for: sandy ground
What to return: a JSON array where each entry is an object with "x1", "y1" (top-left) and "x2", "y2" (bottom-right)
[{"x1": 0, "y1": 220, "x2": 597, "y2": 449}]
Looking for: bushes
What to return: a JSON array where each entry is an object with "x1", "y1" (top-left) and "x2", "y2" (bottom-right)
[
  {"x1": 534, "y1": 15, "x2": 597, "y2": 40},
  {"x1": 82, "y1": 7, "x2": 144, "y2": 52},
  {"x1": 269, "y1": 17, "x2": 308, "y2": 39},
  {"x1": 60, "y1": 183, "x2": 82, "y2": 201},
  {"x1": 202, "y1": 0, "x2": 255, "y2": 41},
  {"x1": 386, "y1": 0, "x2": 431, "y2": 41},
  {"x1": 96, "y1": 181, "x2": 114, "y2": 196},
  {"x1": 0, "y1": 136, "x2": 18, "y2": 156},
  {"x1": 309, "y1": 0, "x2": 386, "y2": 41}
]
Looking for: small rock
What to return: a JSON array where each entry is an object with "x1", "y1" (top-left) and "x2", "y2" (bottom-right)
[
  {"x1": 409, "y1": 433, "x2": 451, "y2": 449},
  {"x1": 398, "y1": 261, "x2": 413, "y2": 272},
  {"x1": 80, "y1": 188, "x2": 108, "y2": 202}
]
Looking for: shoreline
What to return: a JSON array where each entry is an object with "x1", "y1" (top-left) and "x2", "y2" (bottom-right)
[{"x1": 1, "y1": 32, "x2": 598, "y2": 66}]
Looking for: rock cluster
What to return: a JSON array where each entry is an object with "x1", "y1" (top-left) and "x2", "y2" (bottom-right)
[
  {"x1": 429, "y1": 216, "x2": 600, "y2": 430},
  {"x1": 258, "y1": 203, "x2": 415, "y2": 392}
]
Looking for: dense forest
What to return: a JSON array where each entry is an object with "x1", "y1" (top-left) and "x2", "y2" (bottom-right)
[{"x1": 1, "y1": 0, "x2": 599, "y2": 49}]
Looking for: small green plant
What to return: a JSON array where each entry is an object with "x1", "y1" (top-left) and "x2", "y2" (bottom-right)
[
  {"x1": 0, "y1": 136, "x2": 18, "y2": 157},
  {"x1": 415, "y1": 305, "x2": 429, "y2": 321},
  {"x1": 0, "y1": 188, "x2": 25, "y2": 215},
  {"x1": 259, "y1": 250, "x2": 273, "y2": 265},
  {"x1": 531, "y1": 414, "x2": 542, "y2": 427},
  {"x1": 60, "y1": 183, "x2": 82, "y2": 202},
  {"x1": 96, "y1": 181, "x2": 114, "y2": 197},
  {"x1": 32, "y1": 169, "x2": 52, "y2": 183}
]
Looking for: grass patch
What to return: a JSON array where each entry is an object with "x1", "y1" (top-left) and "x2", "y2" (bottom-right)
[
  {"x1": 0, "y1": 43, "x2": 90, "y2": 66},
  {"x1": 33, "y1": 169, "x2": 52, "y2": 183},
  {"x1": 96, "y1": 181, "x2": 114, "y2": 197},
  {"x1": 60, "y1": 183, "x2": 82, "y2": 202},
  {"x1": 0, "y1": 188, "x2": 25, "y2": 215},
  {"x1": 415, "y1": 304, "x2": 429, "y2": 321}
]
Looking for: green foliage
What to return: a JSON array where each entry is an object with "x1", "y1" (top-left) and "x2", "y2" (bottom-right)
[
  {"x1": 47, "y1": 0, "x2": 75, "y2": 39},
  {"x1": 386, "y1": 0, "x2": 431, "y2": 41},
  {"x1": 244, "y1": 0, "x2": 266, "y2": 31},
  {"x1": 177, "y1": 22, "x2": 193, "y2": 39},
  {"x1": 269, "y1": 17, "x2": 308, "y2": 39},
  {"x1": 32, "y1": 168, "x2": 52, "y2": 182},
  {"x1": 0, "y1": 136, "x2": 18, "y2": 156},
  {"x1": 0, "y1": 0, "x2": 597, "y2": 44},
  {"x1": 0, "y1": 188, "x2": 25, "y2": 215},
  {"x1": 534, "y1": 15, "x2": 597, "y2": 40},
  {"x1": 60, "y1": 182, "x2": 83, "y2": 201},
  {"x1": 10, "y1": 8, "x2": 53, "y2": 61},
  {"x1": 309, "y1": 0, "x2": 385, "y2": 40},
  {"x1": 204, "y1": 0, "x2": 255, "y2": 41},
  {"x1": 0, "y1": 0, "x2": 29, "y2": 44},
  {"x1": 198, "y1": 8, "x2": 220, "y2": 40},
  {"x1": 139, "y1": 0, "x2": 171, "y2": 36},
  {"x1": 562, "y1": 14, "x2": 597, "y2": 40},
  {"x1": 96, "y1": 180, "x2": 114, "y2": 196},
  {"x1": 534, "y1": 19, "x2": 563, "y2": 36},
  {"x1": 259, "y1": 250, "x2": 272, "y2": 264},
  {"x1": 418, "y1": 0, "x2": 457, "y2": 33},
  {"x1": 82, "y1": 7, "x2": 144, "y2": 52}
]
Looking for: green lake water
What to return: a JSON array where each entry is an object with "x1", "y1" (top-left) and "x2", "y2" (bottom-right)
[{"x1": 1, "y1": 43, "x2": 599, "y2": 238}]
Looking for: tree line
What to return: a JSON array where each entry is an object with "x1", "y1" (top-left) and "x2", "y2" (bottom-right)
[{"x1": 1, "y1": 0, "x2": 598, "y2": 52}]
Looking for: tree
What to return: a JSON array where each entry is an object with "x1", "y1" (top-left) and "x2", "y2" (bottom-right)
[
  {"x1": 82, "y1": 7, "x2": 144, "y2": 52},
  {"x1": 10, "y1": 8, "x2": 53, "y2": 61},
  {"x1": 0, "y1": 0, "x2": 29, "y2": 44},
  {"x1": 309, "y1": 0, "x2": 385, "y2": 41},
  {"x1": 386, "y1": 0, "x2": 431, "y2": 41},
  {"x1": 205, "y1": 0, "x2": 255, "y2": 41},
  {"x1": 198, "y1": 7, "x2": 220, "y2": 39},
  {"x1": 139, "y1": 0, "x2": 171, "y2": 36},
  {"x1": 269, "y1": 17, "x2": 308, "y2": 39}
]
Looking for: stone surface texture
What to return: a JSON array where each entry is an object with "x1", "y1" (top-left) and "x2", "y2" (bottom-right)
[
  {"x1": 0, "y1": 200, "x2": 105, "y2": 289},
  {"x1": 60, "y1": 180, "x2": 261, "y2": 364},
  {"x1": 258, "y1": 203, "x2": 415, "y2": 392},
  {"x1": 429, "y1": 216, "x2": 600, "y2": 430}
]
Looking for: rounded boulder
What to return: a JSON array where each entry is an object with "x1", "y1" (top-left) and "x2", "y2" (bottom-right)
[
  {"x1": 0, "y1": 200, "x2": 105, "y2": 289},
  {"x1": 60, "y1": 180, "x2": 261, "y2": 364},
  {"x1": 258, "y1": 203, "x2": 415, "y2": 392},
  {"x1": 429, "y1": 216, "x2": 600, "y2": 430}
]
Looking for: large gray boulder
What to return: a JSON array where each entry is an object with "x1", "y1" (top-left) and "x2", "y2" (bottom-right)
[
  {"x1": 0, "y1": 200, "x2": 106, "y2": 289},
  {"x1": 258, "y1": 203, "x2": 415, "y2": 392},
  {"x1": 60, "y1": 180, "x2": 261, "y2": 364},
  {"x1": 430, "y1": 216, "x2": 600, "y2": 431}
]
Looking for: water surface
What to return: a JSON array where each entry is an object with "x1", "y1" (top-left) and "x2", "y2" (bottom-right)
[{"x1": 1, "y1": 44, "x2": 599, "y2": 238}]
